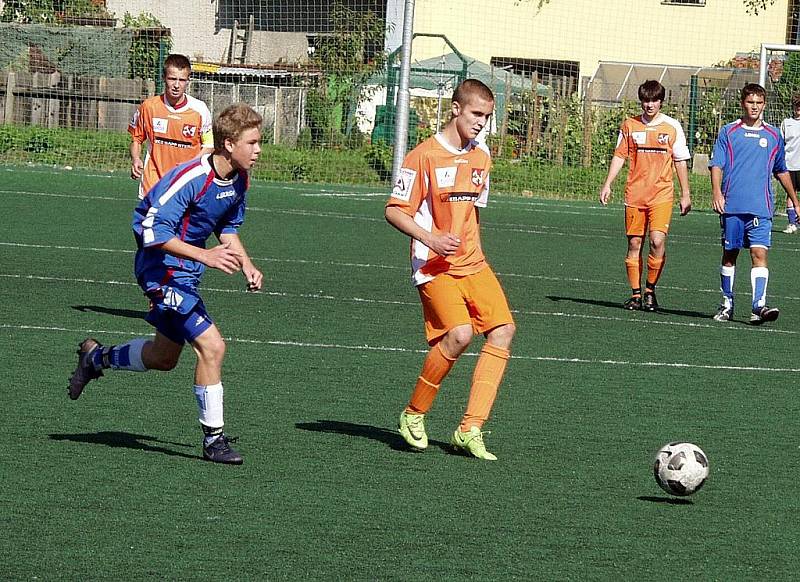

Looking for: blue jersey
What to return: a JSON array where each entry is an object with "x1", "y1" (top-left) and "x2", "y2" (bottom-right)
[
  {"x1": 710, "y1": 120, "x2": 787, "y2": 217},
  {"x1": 132, "y1": 154, "x2": 249, "y2": 294}
]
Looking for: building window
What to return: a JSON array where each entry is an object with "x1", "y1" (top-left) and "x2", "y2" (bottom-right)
[{"x1": 661, "y1": 0, "x2": 705, "y2": 5}]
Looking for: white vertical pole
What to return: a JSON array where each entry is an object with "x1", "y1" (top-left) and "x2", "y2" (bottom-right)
[{"x1": 391, "y1": 0, "x2": 415, "y2": 184}]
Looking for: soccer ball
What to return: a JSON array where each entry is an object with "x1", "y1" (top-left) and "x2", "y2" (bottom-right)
[{"x1": 653, "y1": 442, "x2": 709, "y2": 496}]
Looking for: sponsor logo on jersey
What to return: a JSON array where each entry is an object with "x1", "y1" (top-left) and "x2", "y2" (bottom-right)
[
  {"x1": 744, "y1": 132, "x2": 761, "y2": 138},
  {"x1": 153, "y1": 117, "x2": 168, "y2": 133},
  {"x1": 182, "y1": 124, "x2": 197, "y2": 138},
  {"x1": 447, "y1": 192, "x2": 479, "y2": 203},
  {"x1": 471, "y1": 168, "x2": 485, "y2": 186},
  {"x1": 657, "y1": 133, "x2": 669, "y2": 144},
  {"x1": 391, "y1": 168, "x2": 416, "y2": 202},
  {"x1": 154, "y1": 137, "x2": 192, "y2": 149},
  {"x1": 216, "y1": 189, "x2": 236, "y2": 200},
  {"x1": 435, "y1": 166, "x2": 457, "y2": 188},
  {"x1": 632, "y1": 131, "x2": 647, "y2": 145},
  {"x1": 454, "y1": 158, "x2": 469, "y2": 164}
]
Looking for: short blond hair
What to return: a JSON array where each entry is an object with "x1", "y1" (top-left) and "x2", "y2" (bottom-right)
[{"x1": 213, "y1": 103, "x2": 263, "y2": 151}]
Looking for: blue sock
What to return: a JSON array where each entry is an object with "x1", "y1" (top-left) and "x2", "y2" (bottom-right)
[
  {"x1": 751, "y1": 267, "x2": 768, "y2": 311},
  {"x1": 720, "y1": 265, "x2": 735, "y2": 305}
]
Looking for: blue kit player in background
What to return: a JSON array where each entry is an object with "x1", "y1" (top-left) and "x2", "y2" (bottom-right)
[
  {"x1": 710, "y1": 83, "x2": 800, "y2": 324},
  {"x1": 68, "y1": 103, "x2": 264, "y2": 464}
]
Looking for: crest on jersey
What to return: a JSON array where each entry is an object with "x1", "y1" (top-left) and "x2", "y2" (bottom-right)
[
  {"x1": 182, "y1": 124, "x2": 197, "y2": 138},
  {"x1": 471, "y1": 168, "x2": 485, "y2": 186},
  {"x1": 657, "y1": 133, "x2": 669, "y2": 144},
  {"x1": 152, "y1": 117, "x2": 168, "y2": 134}
]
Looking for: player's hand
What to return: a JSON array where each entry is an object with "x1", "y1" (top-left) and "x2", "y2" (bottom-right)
[
  {"x1": 599, "y1": 185, "x2": 612, "y2": 206},
  {"x1": 428, "y1": 232, "x2": 461, "y2": 256},
  {"x1": 131, "y1": 159, "x2": 144, "y2": 180},
  {"x1": 711, "y1": 192, "x2": 725, "y2": 215},
  {"x1": 679, "y1": 196, "x2": 692, "y2": 216},
  {"x1": 204, "y1": 242, "x2": 243, "y2": 274},
  {"x1": 243, "y1": 264, "x2": 263, "y2": 292}
]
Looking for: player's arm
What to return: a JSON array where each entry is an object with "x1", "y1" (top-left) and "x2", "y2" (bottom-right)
[
  {"x1": 158, "y1": 237, "x2": 243, "y2": 275},
  {"x1": 130, "y1": 139, "x2": 145, "y2": 180},
  {"x1": 219, "y1": 232, "x2": 262, "y2": 291},
  {"x1": 675, "y1": 160, "x2": 691, "y2": 216},
  {"x1": 710, "y1": 166, "x2": 725, "y2": 214},
  {"x1": 599, "y1": 155, "x2": 626, "y2": 205},
  {"x1": 776, "y1": 171, "x2": 800, "y2": 212},
  {"x1": 385, "y1": 206, "x2": 460, "y2": 256}
]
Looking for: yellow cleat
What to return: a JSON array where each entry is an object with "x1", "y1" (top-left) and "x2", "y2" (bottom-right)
[
  {"x1": 398, "y1": 411, "x2": 428, "y2": 450},
  {"x1": 450, "y1": 426, "x2": 497, "y2": 461}
]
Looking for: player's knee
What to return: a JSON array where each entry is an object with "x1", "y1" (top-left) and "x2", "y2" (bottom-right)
[
  {"x1": 446, "y1": 326, "x2": 474, "y2": 353},
  {"x1": 489, "y1": 323, "x2": 516, "y2": 347},
  {"x1": 197, "y1": 336, "x2": 226, "y2": 365}
]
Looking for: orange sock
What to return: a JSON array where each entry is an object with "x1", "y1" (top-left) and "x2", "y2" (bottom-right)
[
  {"x1": 406, "y1": 343, "x2": 456, "y2": 415},
  {"x1": 459, "y1": 343, "x2": 510, "y2": 432},
  {"x1": 624, "y1": 256, "x2": 642, "y2": 293},
  {"x1": 646, "y1": 255, "x2": 666, "y2": 288}
]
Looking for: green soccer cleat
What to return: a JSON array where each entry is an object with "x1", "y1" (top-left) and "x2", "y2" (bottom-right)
[
  {"x1": 398, "y1": 411, "x2": 428, "y2": 450},
  {"x1": 450, "y1": 426, "x2": 497, "y2": 461}
]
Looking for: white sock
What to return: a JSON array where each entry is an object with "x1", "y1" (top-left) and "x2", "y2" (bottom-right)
[
  {"x1": 103, "y1": 338, "x2": 148, "y2": 372},
  {"x1": 194, "y1": 383, "x2": 224, "y2": 431},
  {"x1": 751, "y1": 266, "x2": 769, "y2": 309}
]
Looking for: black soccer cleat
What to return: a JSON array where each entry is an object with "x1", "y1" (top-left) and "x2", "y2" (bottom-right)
[
  {"x1": 750, "y1": 305, "x2": 779, "y2": 326},
  {"x1": 642, "y1": 292, "x2": 659, "y2": 312},
  {"x1": 623, "y1": 295, "x2": 642, "y2": 310},
  {"x1": 68, "y1": 338, "x2": 104, "y2": 400},
  {"x1": 203, "y1": 434, "x2": 243, "y2": 465}
]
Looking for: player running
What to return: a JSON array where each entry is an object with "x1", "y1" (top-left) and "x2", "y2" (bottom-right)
[{"x1": 69, "y1": 103, "x2": 263, "y2": 464}]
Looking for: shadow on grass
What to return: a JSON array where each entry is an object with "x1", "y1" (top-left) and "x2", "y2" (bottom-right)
[
  {"x1": 296, "y1": 419, "x2": 452, "y2": 454},
  {"x1": 636, "y1": 495, "x2": 694, "y2": 505},
  {"x1": 49, "y1": 431, "x2": 197, "y2": 460},
  {"x1": 546, "y1": 295, "x2": 709, "y2": 319},
  {"x1": 72, "y1": 305, "x2": 146, "y2": 320}
]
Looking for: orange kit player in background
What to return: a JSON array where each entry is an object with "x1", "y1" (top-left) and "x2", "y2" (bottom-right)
[
  {"x1": 599, "y1": 79, "x2": 692, "y2": 312},
  {"x1": 385, "y1": 79, "x2": 516, "y2": 461},
  {"x1": 129, "y1": 54, "x2": 213, "y2": 199}
]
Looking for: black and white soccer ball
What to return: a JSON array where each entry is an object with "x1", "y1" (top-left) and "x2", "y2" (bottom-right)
[{"x1": 653, "y1": 442, "x2": 709, "y2": 496}]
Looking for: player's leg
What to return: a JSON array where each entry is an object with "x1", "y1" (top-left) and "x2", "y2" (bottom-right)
[
  {"x1": 68, "y1": 331, "x2": 183, "y2": 400},
  {"x1": 714, "y1": 215, "x2": 742, "y2": 322},
  {"x1": 451, "y1": 269, "x2": 515, "y2": 461},
  {"x1": 398, "y1": 275, "x2": 472, "y2": 451},
  {"x1": 784, "y1": 171, "x2": 800, "y2": 233},
  {"x1": 747, "y1": 217, "x2": 778, "y2": 324},
  {"x1": 189, "y1": 320, "x2": 242, "y2": 465},
  {"x1": 642, "y1": 202, "x2": 672, "y2": 312},
  {"x1": 623, "y1": 206, "x2": 646, "y2": 310}
]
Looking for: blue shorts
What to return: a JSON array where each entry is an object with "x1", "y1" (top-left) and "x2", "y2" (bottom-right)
[
  {"x1": 144, "y1": 284, "x2": 214, "y2": 345},
  {"x1": 720, "y1": 214, "x2": 772, "y2": 251}
]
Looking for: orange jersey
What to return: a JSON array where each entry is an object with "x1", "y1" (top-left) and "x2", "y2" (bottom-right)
[
  {"x1": 128, "y1": 94, "x2": 213, "y2": 198},
  {"x1": 613, "y1": 113, "x2": 690, "y2": 208},
  {"x1": 386, "y1": 134, "x2": 492, "y2": 286}
]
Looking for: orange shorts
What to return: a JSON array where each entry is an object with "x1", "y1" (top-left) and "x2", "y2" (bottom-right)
[
  {"x1": 417, "y1": 267, "x2": 514, "y2": 345},
  {"x1": 625, "y1": 201, "x2": 673, "y2": 236}
]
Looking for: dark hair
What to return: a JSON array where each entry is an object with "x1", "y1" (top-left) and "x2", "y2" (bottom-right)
[
  {"x1": 163, "y1": 54, "x2": 192, "y2": 77},
  {"x1": 741, "y1": 83, "x2": 766, "y2": 101},
  {"x1": 638, "y1": 80, "x2": 665, "y2": 103},
  {"x1": 213, "y1": 103, "x2": 263, "y2": 151},
  {"x1": 452, "y1": 78, "x2": 494, "y2": 106}
]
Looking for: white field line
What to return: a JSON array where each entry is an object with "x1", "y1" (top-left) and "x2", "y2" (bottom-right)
[
  {"x1": 3, "y1": 271, "x2": 800, "y2": 338},
  {"x1": 3, "y1": 322, "x2": 798, "y2": 373},
  {"x1": 5, "y1": 240, "x2": 800, "y2": 302}
]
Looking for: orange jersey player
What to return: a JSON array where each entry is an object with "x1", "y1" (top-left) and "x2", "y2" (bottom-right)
[
  {"x1": 599, "y1": 79, "x2": 691, "y2": 312},
  {"x1": 129, "y1": 54, "x2": 213, "y2": 199},
  {"x1": 385, "y1": 78, "x2": 516, "y2": 461}
]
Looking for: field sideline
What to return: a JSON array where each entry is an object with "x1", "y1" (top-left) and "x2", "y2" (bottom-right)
[{"x1": 2, "y1": 166, "x2": 798, "y2": 580}]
